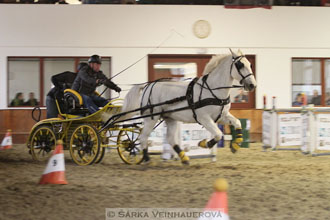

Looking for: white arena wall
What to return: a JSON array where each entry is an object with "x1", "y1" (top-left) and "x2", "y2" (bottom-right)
[{"x1": 0, "y1": 5, "x2": 330, "y2": 110}]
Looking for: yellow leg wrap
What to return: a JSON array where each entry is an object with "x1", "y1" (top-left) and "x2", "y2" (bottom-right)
[
  {"x1": 230, "y1": 142, "x2": 241, "y2": 153},
  {"x1": 179, "y1": 151, "x2": 190, "y2": 164},
  {"x1": 235, "y1": 128, "x2": 243, "y2": 143},
  {"x1": 198, "y1": 139, "x2": 207, "y2": 148},
  {"x1": 235, "y1": 137, "x2": 243, "y2": 143}
]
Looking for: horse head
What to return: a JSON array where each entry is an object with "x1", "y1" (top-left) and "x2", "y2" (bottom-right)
[{"x1": 229, "y1": 49, "x2": 257, "y2": 92}]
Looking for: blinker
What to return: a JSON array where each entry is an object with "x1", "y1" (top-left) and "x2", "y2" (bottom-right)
[{"x1": 235, "y1": 60, "x2": 244, "y2": 70}]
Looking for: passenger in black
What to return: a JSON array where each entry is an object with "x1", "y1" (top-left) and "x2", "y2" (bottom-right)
[{"x1": 46, "y1": 62, "x2": 88, "y2": 118}]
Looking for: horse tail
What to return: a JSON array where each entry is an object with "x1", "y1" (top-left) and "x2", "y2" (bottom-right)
[{"x1": 120, "y1": 84, "x2": 145, "y2": 119}]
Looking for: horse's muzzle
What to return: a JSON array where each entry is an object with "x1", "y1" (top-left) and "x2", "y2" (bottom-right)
[
  {"x1": 249, "y1": 83, "x2": 256, "y2": 91},
  {"x1": 244, "y1": 83, "x2": 256, "y2": 92}
]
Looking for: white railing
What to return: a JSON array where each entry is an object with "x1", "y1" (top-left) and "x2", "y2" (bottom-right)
[{"x1": 263, "y1": 107, "x2": 330, "y2": 156}]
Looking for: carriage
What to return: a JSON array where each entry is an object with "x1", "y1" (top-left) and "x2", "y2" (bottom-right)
[
  {"x1": 27, "y1": 49, "x2": 257, "y2": 166},
  {"x1": 26, "y1": 89, "x2": 145, "y2": 166}
]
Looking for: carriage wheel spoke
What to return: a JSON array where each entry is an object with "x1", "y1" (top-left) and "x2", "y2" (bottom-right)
[
  {"x1": 70, "y1": 124, "x2": 100, "y2": 166},
  {"x1": 117, "y1": 128, "x2": 143, "y2": 165},
  {"x1": 82, "y1": 156, "x2": 89, "y2": 162},
  {"x1": 92, "y1": 148, "x2": 97, "y2": 155}
]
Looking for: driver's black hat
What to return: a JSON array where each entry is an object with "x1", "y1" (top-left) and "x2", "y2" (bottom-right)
[{"x1": 88, "y1": 55, "x2": 102, "y2": 64}]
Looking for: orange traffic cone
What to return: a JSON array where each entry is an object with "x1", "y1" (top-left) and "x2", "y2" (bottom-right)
[
  {"x1": 0, "y1": 129, "x2": 12, "y2": 150},
  {"x1": 199, "y1": 178, "x2": 230, "y2": 220},
  {"x1": 39, "y1": 140, "x2": 68, "y2": 185}
]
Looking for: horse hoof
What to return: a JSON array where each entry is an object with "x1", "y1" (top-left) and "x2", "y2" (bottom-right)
[
  {"x1": 198, "y1": 139, "x2": 207, "y2": 148},
  {"x1": 143, "y1": 155, "x2": 151, "y2": 163},
  {"x1": 207, "y1": 139, "x2": 218, "y2": 148},
  {"x1": 230, "y1": 142, "x2": 240, "y2": 154},
  {"x1": 142, "y1": 159, "x2": 152, "y2": 165},
  {"x1": 179, "y1": 152, "x2": 190, "y2": 165}
]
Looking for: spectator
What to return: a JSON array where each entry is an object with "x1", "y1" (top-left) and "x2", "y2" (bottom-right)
[
  {"x1": 10, "y1": 92, "x2": 25, "y2": 106},
  {"x1": 24, "y1": 92, "x2": 39, "y2": 106},
  {"x1": 234, "y1": 89, "x2": 248, "y2": 103},
  {"x1": 326, "y1": 92, "x2": 330, "y2": 105},
  {"x1": 292, "y1": 93, "x2": 303, "y2": 106},
  {"x1": 310, "y1": 90, "x2": 321, "y2": 105}
]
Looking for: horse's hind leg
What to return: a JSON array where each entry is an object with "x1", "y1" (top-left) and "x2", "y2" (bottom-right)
[
  {"x1": 197, "y1": 117, "x2": 223, "y2": 149},
  {"x1": 140, "y1": 117, "x2": 159, "y2": 163},
  {"x1": 221, "y1": 112, "x2": 243, "y2": 153},
  {"x1": 165, "y1": 119, "x2": 190, "y2": 165}
]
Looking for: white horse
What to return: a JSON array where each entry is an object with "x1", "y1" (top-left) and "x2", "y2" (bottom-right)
[{"x1": 121, "y1": 49, "x2": 257, "y2": 164}]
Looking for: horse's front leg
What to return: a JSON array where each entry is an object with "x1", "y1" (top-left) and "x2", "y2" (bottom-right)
[
  {"x1": 197, "y1": 117, "x2": 223, "y2": 149},
  {"x1": 220, "y1": 112, "x2": 243, "y2": 153}
]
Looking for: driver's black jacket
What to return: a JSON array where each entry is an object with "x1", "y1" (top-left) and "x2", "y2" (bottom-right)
[{"x1": 71, "y1": 65, "x2": 119, "y2": 96}]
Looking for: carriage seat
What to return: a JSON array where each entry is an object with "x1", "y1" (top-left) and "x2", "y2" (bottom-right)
[{"x1": 63, "y1": 89, "x2": 90, "y2": 116}]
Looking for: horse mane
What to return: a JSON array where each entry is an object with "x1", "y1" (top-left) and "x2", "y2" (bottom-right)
[{"x1": 202, "y1": 54, "x2": 229, "y2": 76}]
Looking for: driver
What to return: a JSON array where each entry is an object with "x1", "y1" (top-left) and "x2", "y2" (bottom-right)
[{"x1": 71, "y1": 54, "x2": 121, "y2": 114}]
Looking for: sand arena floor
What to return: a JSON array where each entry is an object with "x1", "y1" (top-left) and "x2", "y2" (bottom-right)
[{"x1": 1, "y1": 143, "x2": 330, "y2": 220}]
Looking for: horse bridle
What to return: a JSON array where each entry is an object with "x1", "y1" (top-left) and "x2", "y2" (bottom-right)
[{"x1": 231, "y1": 55, "x2": 253, "y2": 85}]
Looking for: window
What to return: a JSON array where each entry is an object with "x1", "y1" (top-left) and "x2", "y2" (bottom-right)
[
  {"x1": 152, "y1": 62, "x2": 198, "y2": 80},
  {"x1": 8, "y1": 58, "x2": 40, "y2": 107},
  {"x1": 148, "y1": 54, "x2": 256, "y2": 109},
  {"x1": 292, "y1": 58, "x2": 330, "y2": 106},
  {"x1": 7, "y1": 57, "x2": 111, "y2": 107},
  {"x1": 325, "y1": 60, "x2": 330, "y2": 105}
]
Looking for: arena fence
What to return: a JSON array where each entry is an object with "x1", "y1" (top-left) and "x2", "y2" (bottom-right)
[{"x1": 263, "y1": 107, "x2": 330, "y2": 156}]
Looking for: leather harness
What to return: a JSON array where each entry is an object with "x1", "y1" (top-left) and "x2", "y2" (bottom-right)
[{"x1": 101, "y1": 55, "x2": 250, "y2": 130}]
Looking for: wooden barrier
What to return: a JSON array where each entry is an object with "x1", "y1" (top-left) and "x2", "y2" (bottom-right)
[{"x1": 0, "y1": 109, "x2": 47, "y2": 144}]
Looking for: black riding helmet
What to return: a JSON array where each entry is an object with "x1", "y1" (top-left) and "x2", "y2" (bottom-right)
[{"x1": 88, "y1": 54, "x2": 102, "y2": 64}]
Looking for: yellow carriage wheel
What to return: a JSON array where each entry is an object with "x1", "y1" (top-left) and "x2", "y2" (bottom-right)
[
  {"x1": 117, "y1": 127, "x2": 144, "y2": 165},
  {"x1": 69, "y1": 124, "x2": 100, "y2": 166},
  {"x1": 30, "y1": 126, "x2": 56, "y2": 162}
]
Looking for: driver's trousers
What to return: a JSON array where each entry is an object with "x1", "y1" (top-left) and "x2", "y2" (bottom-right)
[{"x1": 81, "y1": 94, "x2": 108, "y2": 114}]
